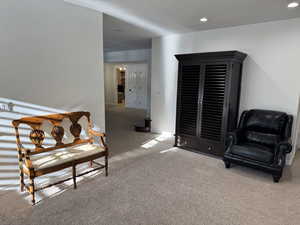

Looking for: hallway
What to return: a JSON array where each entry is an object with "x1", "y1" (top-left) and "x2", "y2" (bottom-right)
[{"x1": 105, "y1": 105, "x2": 158, "y2": 156}]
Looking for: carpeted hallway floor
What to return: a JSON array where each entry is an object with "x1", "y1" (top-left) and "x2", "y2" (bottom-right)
[
  {"x1": 105, "y1": 105, "x2": 158, "y2": 157},
  {"x1": 0, "y1": 105, "x2": 300, "y2": 225}
]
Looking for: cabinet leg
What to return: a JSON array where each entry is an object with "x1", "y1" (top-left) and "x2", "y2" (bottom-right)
[{"x1": 174, "y1": 135, "x2": 178, "y2": 147}]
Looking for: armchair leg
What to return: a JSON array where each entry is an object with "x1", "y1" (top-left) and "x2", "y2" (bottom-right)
[
  {"x1": 273, "y1": 174, "x2": 281, "y2": 183},
  {"x1": 224, "y1": 160, "x2": 231, "y2": 169}
]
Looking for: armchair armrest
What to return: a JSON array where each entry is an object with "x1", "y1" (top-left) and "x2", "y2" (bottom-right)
[
  {"x1": 277, "y1": 142, "x2": 292, "y2": 154},
  {"x1": 273, "y1": 141, "x2": 292, "y2": 166},
  {"x1": 226, "y1": 129, "x2": 244, "y2": 147}
]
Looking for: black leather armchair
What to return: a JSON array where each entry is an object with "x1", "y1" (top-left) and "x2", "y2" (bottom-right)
[{"x1": 223, "y1": 109, "x2": 293, "y2": 182}]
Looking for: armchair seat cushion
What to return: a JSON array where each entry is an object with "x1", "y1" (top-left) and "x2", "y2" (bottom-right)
[
  {"x1": 230, "y1": 143, "x2": 274, "y2": 163},
  {"x1": 26, "y1": 144, "x2": 105, "y2": 170}
]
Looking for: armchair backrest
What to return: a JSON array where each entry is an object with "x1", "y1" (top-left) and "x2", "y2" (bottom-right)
[{"x1": 238, "y1": 109, "x2": 293, "y2": 148}]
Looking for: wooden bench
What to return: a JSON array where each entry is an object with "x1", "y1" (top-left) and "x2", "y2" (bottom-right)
[{"x1": 12, "y1": 111, "x2": 108, "y2": 205}]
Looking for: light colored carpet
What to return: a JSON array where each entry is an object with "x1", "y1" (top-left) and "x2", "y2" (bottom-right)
[
  {"x1": 1, "y1": 140, "x2": 300, "y2": 225},
  {"x1": 105, "y1": 105, "x2": 158, "y2": 157},
  {"x1": 0, "y1": 105, "x2": 299, "y2": 225}
]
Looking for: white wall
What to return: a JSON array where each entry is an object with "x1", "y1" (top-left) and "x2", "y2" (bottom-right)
[
  {"x1": 151, "y1": 18, "x2": 300, "y2": 163},
  {"x1": 0, "y1": 0, "x2": 105, "y2": 131},
  {"x1": 104, "y1": 49, "x2": 151, "y2": 63}
]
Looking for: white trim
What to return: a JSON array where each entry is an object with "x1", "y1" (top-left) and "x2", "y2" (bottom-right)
[{"x1": 288, "y1": 94, "x2": 300, "y2": 165}]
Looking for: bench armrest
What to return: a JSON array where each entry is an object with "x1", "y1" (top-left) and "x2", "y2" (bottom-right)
[
  {"x1": 89, "y1": 129, "x2": 106, "y2": 137},
  {"x1": 17, "y1": 147, "x2": 33, "y2": 169},
  {"x1": 89, "y1": 129, "x2": 108, "y2": 150}
]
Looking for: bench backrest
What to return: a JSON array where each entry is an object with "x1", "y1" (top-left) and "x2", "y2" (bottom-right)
[{"x1": 12, "y1": 111, "x2": 92, "y2": 154}]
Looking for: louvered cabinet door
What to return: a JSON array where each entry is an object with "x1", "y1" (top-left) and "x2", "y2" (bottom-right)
[
  {"x1": 199, "y1": 63, "x2": 228, "y2": 155},
  {"x1": 177, "y1": 65, "x2": 201, "y2": 136}
]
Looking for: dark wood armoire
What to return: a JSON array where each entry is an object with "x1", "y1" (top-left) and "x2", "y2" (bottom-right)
[{"x1": 174, "y1": 51, "x2": 247, "y2": 157}]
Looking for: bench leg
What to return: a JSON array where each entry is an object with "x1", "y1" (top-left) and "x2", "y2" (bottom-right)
[
  {"x1": 72, "y1": 165, "x2": 77, "y2": 189},
  {"x1": 89, "y1": 160, "x2": 93, "y2": 168},
  {"x1": 30, "y1": 177, "x2": 35, "y2": 205},
  {"x1": 20, "y1": 169, "x2": 24, "y2": 192},
  {"x1": 105, "y1": 154, "x2": 108, "y2": 177}
]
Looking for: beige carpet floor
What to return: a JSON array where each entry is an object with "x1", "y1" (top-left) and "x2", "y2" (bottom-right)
[
  {"x1": 105, "y1": 105, "x2": 158, "y2": 157},
  {"x1": 0, "y1": 105, "x2": 300, "y2": 225}
]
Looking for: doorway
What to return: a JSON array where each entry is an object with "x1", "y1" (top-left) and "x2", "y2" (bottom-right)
[
  {"x1": 104, "y1": 63, "x2": 153, "y2": 156},
  {"x1": 116, "y1": 67, "x2": 126, "y2": 105},
  {"x1": 104, "y1": 63, "x2": 148, "y2": 110}
]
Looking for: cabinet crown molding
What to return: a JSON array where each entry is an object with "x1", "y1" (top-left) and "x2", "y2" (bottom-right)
[{"x1": 175, "y1": 51, "x2": 247, "y2": 63}]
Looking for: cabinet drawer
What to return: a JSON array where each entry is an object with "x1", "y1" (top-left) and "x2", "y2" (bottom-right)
[{"x1": 178, "y1": 136, "x2": 224, "y2": 157}]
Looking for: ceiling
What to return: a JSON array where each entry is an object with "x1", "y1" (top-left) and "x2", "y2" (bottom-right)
[
  {"x1": 66, "y1": 0, "x2": 300, "y2": 52},
  {"x1": 103, "y1": 14, "x2": 154, "y2": 52}
]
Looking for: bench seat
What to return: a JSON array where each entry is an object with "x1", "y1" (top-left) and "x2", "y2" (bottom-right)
[{"x1": 26, "y1": 144, "x2": 105, "y2": 170}]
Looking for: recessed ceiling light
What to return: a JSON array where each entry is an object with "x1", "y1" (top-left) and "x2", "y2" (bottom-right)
[
  {"x1": 287, "y1": 1, "x2": 299, "y2": 8},
  {"x1": 200, "y1": 17, "x2": 208, "y2": 23}
]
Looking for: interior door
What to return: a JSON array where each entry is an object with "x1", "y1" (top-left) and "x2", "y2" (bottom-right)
[
  {"x1": 125, "y1": 64, "x2": 148, "y2": 109},
  {"x1": 126, "y1": 68, "x2": 137, "y2": 108}
]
